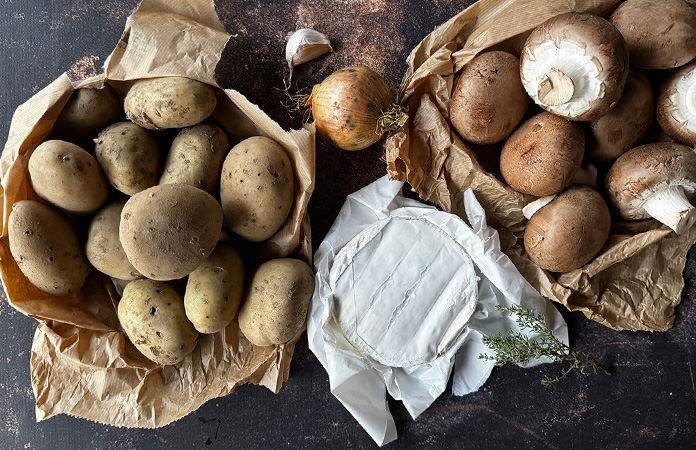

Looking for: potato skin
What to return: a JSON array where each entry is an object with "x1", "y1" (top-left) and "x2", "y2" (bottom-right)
[
  {"x1": 184, "y1": 243, "x2": 245, "y2": 334},
  {"x1": 220, "y1": 137, "x2": 294, "y2": 242},
  {"x1": 450, "y1": 51, "x2": 529, "y2": 144},
  {"x1": 238, "y1": 258, "x2": 315, "y2": 346},
  {"x1": 28, "y1": 140, "x2": 109, "y2": 215},
  {"x1": 124, "y1": 77, "x2": 217, "y2": 130},
  {"x1": 52, "y1": 84, "x2": 122, "y2": 140},
  {"x1": 159, "y1": 123, "x2": 229, "y2": 194},
  {"x1": 118, "y1": 279, "x2": 198, "y2": 366},
  {"x1": 8, "y1": 200, "x2": 89, "y2": 296},
  {"x1": 95, "y1": 122, "x2": 160, "y2": 195},
  {"x1": 86, "y1": 199, "x2": 142, "y2": 281},
  {"x1": 119, "y1": 184, "x2": 223, "y2": 281}
]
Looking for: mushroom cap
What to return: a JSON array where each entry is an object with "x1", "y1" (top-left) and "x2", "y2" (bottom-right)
[
  {"x1": 587, "y1": 70, "x2": 655, "y2": 161},
  {"x1": 500, "y1": 111, "x2": 585, "y2": 196},
  {"x1": 657, "y1": 60, "x2": 696, "y2": 147},
  {"x1": 520, "y1": 13, "x2": 629, "y2": 121},
  {"x1": 610, "y1": 0, "x2": 696, "y2": 70},
  {"x1": 605, "y1": 142, "x2": 696, "y2": 220},
  {"x1": 524, "y1": 185, "x2": 611, "y2": 273},
  {"x1": 450, "y1": 51, "x2": 530, "y2": 145}
]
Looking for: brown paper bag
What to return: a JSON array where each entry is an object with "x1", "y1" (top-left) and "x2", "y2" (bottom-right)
[
  {"x1": 0, "y1": 0, "x2": 315, "y2": 427},
  {"x1": 385, "y1": 0, "x2": 696, "y2": 332}
]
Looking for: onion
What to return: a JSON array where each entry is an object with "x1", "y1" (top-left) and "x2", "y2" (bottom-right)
[{"x1": 307, "y1": 66, "x2": 407, "y2": 151}]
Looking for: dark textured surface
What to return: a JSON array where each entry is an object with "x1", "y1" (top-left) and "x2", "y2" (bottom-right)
[{"x1": 1, "y1": 1, "x2": 696, "y2": 449}]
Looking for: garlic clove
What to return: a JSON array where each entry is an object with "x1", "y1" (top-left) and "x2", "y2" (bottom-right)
[{"x1": 285, "y1": 28, "x2": 332, "y2": 81}]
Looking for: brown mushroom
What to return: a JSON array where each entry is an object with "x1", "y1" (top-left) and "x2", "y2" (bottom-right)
[
  {"x1": 587, "y1": 70, "x2": 655, "y2": 161},
  {"x1": 500, "y1": 112, "x2": 584, "y2": 196},
  {"x1": 656, "y1": 59, "x2": 696, "y2": 147},
  {"x1": 610, "y1": 0, "x2": 696, "y2": 70},
  {"x1": 520, "y1": 13, "x2": 629, "y2": 121},
  {"x1": 524, "y1": 185, "x2": 611, "y2": 273},
  {"x1": 605, "y1": 142, "x2": 696, "y2": 235},
  {"x1": 450, "y1": 51, "x2": 530, "y2": 144}
]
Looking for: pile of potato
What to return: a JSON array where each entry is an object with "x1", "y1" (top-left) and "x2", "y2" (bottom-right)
[
  {"x1": 448, "y1": 0, "x2": 696, "y2": 273},
  {"x1": 8, "y1": 76, "x2": 315, "y2": 366}
]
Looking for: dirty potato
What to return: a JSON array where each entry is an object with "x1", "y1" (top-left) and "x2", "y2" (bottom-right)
[
  {"x1": 238, "y1": 258, "x2": 315, "y2": 346},
  {"x1": 86, "y1": 199, "x2": 142, "y2": 281},
  {"x1": 184, "y1": 243, "x2": 245, "y2": 334},
  {"x1": 220, "y1": 136, "x2": 294, "y2": 242},
  {"x1": 28, "y1": 140, "x2": 109, "y2": 215},
  {"x1": 119, "y1": 184, "x2": 223, "y2": 281},
  {"x1": 95, "y1": 122, "x2": 160, "y2": 195},
  {"x1": 8, "y1": 200, "x2": 90, "y2": 296},
  {"x1": 159, "y1": 123, "x2": 229, "y2": 194},
  {"x1": 124, "y1": 76, "x2": 217, "y2": 130},
  {"x1": 118, "y1": 279, "x2": 198, "y2": 365},
  {"x1": 52, "y1": 84, "x2": 122, "y2": 141}
]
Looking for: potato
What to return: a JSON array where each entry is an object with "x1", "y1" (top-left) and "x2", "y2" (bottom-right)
[
  {"x1": 220, "y1": 136, "x2": 294, "y2": 242},
  {"x1": 124, "y1": 76, "x2": 217, "y2": 130},
  {"x1": 184, "y1": 243, "x2": 244, "y2": 334},
  {"x1": 86, "y1": 199, "x2": 142, "y2": 281},
  {"x1": 95, "y1": 122, "x2": 160, "y2": 195},
  {"x1": 119, "y1": 184, "x2": 223, "y2": 281},
  {"x1": 52, "y1": 84, "x2": 122, "y2": 141},
  {"x1": 28, "y1": 140, "x2": 109, "y2": 215},
  {"x1": 8, "y1": 200, "x2": 89, "y2": 296},
  {"x1": 118, "y1": 279, "x2": 198, "y2": 365},
  {"x1": 238, "y1": 258, "x2": 315, "y2": 346},
  {"x1": 159, "y1": 123, "x2": 229, "y2": 194}
]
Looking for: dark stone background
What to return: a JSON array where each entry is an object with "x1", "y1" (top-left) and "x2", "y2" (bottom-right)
[{"x1": 0, "y1": 1, "x2": 695, "y2": 449}]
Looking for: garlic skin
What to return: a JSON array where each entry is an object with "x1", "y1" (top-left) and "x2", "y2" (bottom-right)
[{"x1": 285, "y1": 28, "x2": 332, "y2": 82}]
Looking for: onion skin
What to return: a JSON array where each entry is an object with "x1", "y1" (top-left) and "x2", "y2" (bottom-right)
[{"x1": 309, "y1": 66, "x2": 399, "y2": 151}]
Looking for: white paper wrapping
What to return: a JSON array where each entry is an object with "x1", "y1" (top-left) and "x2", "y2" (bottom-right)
[{"x1": 307, "y1": 176, "x2": 568, "y2": 446}]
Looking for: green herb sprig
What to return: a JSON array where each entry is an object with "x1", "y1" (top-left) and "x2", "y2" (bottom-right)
[{"x1": 478, "y1": 304, "x2": 611, "y2": 386}]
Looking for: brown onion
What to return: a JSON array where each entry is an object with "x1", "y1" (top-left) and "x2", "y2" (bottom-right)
[{"x1": 307, "y1": 66, "x2": 407, "y2": 151}]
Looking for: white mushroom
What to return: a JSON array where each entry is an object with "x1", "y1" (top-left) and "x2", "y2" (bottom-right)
[
  {"x1": 605, "y1": 143, "x2": 696, "y2": 235},
  {"x1": 520, "y1": 13, "x2": 629, "y2": 121},
  {"x1": 657, "y1": 60, "x2": 696, "y2": 147}
]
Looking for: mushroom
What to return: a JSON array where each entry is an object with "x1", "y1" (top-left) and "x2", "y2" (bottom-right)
[
  {"x1": 450, "y1": 51, "x2": 530, "y2": 144},
  {"x1": 500, "y1": 111, "x2": 584, "y2": 196},
  {"x1": 656, "y1": 60, "x2": 696, "y2": 147},
  {"x1": 524, "y1": 185, "x2": 611, "y2": 273},
  {"x1": 605, "y1": 142, "x2": 696, "y2": 235},
  {"x1": 587, "y1": 70, "x2": 655, "y2": 161},
  {"x1": 520, "y1": 13, "x2": 629, "y2": 121},
  {"x1": 610, "y1": 0, "x2": 696, "y2": 70}
]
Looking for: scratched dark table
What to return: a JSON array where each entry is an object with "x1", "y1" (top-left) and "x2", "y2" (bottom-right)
[{"x1": 1, "y1": 1, "x2": 695, "y2": 449}]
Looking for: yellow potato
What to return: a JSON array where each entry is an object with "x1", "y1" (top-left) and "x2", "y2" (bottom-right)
[
  {"x1": 28, "y1": 140, "x2": 109, "y2": 215},
  {"x1": 118, "y1": 279, "x2": 198, "y2": 365},
  {"x1": 159, "y1": 123, "x2": 229, "y2": 194},
  {"x1": 8, "y1": 200, "x2": 89, "y2": 296},
  {"x1": 52, "y1": 84, "x2": 122, "y2": 141},
  {"x1": 95, "y1": 122, "x2": 160, "y2": 195},
  {"x1": 238, "y1": 258, "x2": 314, "y2": 346},
  {"x1": 124, "y1": 77, "x2": 217, "y2": 130},
  {"x1": 119, "y1": 184, "x2": 223, "y2": 281},
  {"x1": 220, "y1": 136, "x2": 294, "y2": 242},
  {"x1": 184, "y1": 243, "x2": 245, "y2": 334},
  {"x1": 86, "y1": 199, "x2": 142, "y2": 281}
]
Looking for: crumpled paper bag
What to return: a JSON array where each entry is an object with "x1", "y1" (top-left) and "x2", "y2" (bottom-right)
[
  {"x1": 0, "y1": 0, "x2": 315, "y2": 427},
  {"x1": 385, "y1": 0, "x2": 696, "y2": 331},
  {"x1": 308, "y1": 176, "x2": 567, "y2": 446}
]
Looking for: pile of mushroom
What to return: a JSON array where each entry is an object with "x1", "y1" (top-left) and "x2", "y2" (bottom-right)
[{"x1": 446, "y1": 0, "x2": 696, "y2": 273}]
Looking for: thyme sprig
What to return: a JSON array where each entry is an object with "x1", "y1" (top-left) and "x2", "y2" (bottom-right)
[{"x1": 479, "y1": 304, "x2": 611, "y2": 386}]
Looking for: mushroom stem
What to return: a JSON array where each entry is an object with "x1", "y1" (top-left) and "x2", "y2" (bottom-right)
[
  {"x1": 571, "y1": 163, "x2": 598, "y2": 187},
  {"x1": 523, "y1": 195, "x2": 556, "y2": 220},
  {"x1": 538, "y1": 68, "x2": 575, "y2": 106},
  {"x1": 641, "y1": 184, "x2": 696, "y2": 235}
]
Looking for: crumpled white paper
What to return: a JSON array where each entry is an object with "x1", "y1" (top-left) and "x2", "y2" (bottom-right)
[{"x1": 307, "y1": 176, "x2": 568, "y2": 446}]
